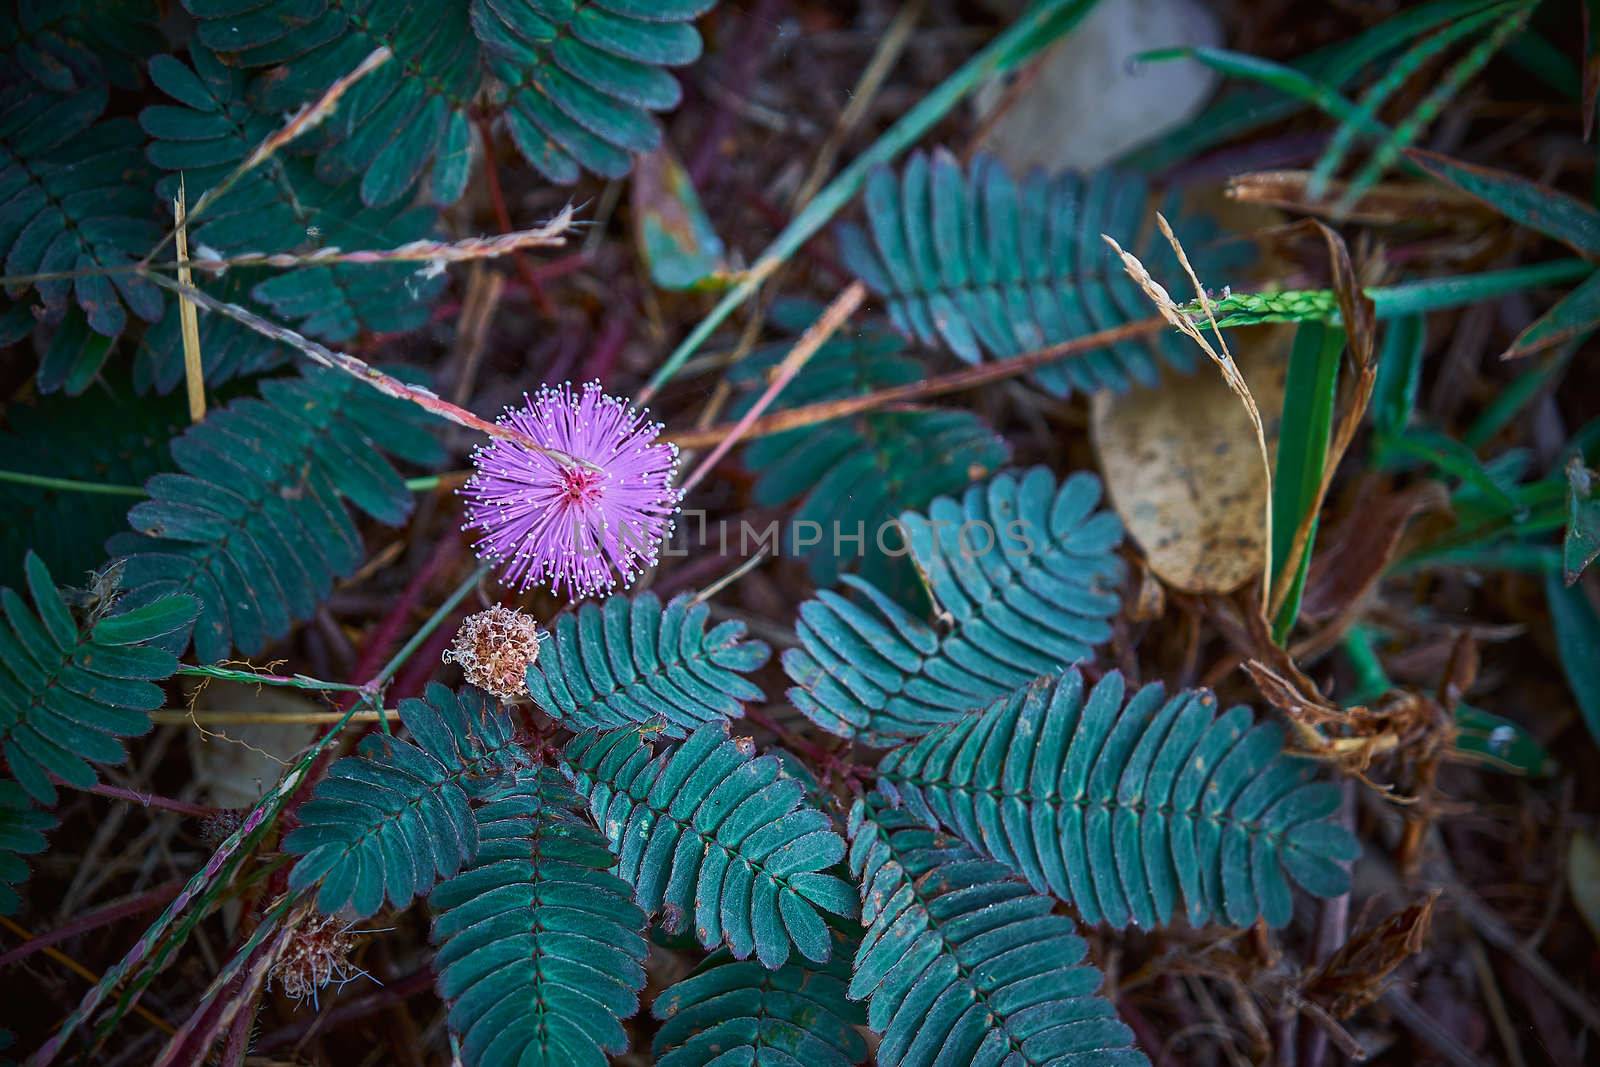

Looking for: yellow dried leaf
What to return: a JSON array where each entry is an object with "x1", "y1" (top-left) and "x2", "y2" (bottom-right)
[{"x1": 1090, "y1": 331, "x2": 1288, "y2": 593}]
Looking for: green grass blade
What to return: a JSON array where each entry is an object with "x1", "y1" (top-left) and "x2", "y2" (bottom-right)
[
  {"x1": 1408, "y1": 150, "x2": 1600, "y2": 256},
  {"x1": 1507, "y1": 268, "x2": 1600, "y2": 357},
  {"x1": 1270, "y1": 322, "x2": 1344, "y2": 641},
  {"x1": 1545, "y1": 569, "x2": 1600, "y2": 748},
  {"x1": 644, "y1": 0, "x2": 1104, "y2": 395},
  {"x1": 1371, "y1": 313, "x2": 1426, "y2": 440},
  {"x1": 1309, "y1": 2, "x2": 1518, "y2": 200},
  {"x1": 1339, "y1": 2, "x2": 1535, "y2": 212}
]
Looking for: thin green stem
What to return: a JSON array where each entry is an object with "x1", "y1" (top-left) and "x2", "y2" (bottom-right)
[
  {"x1": 366, "y1": 562, "x2": 487, "y2": 694},
  {"x1": 0, "y1": 470, "x2": 147, "y2": 496},
  {"x1": 640, "y1": 0, "x2": 1101, "y2": 399},
  {"x1": 174, "y1": 664, "x2": 366, "y2": 693},
  {"x1": 1, "y1": 471, "x2": 451, "y2": 497}
]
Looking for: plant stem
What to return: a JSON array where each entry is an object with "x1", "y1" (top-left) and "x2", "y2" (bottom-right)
[
  {"x1": 174, "y1": 664, "x2": 365, "y2": 693},
  {"x1": 665, "y1": 315, "x2": 1172, "y2": 449},
  {"x1": 365, "y1": 562, "x2": 487, "y2": 694},
  {"x1": 639, "y1": 0, "x2": 1102, "y2": 399},
  {"x1": 0, "y1": 471, "x2": 147, "y2": 495}
]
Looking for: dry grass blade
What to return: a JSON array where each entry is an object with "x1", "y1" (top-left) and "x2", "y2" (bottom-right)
[
  {"x1": 678, "y1": 280, "x2": 865, "y2": 496},
  {"x1": 142, "y1": 273, "x2": 596, "y2": 472},
  {"x1": 173, "y1": 179, "x2": 204, "y2": 423},
  {"x1": 143, "y1": 48, "x2": 392, "y2": 268},
  {"x1": 1104, "y1": 217, "x2": 1274, "y2": 614}
]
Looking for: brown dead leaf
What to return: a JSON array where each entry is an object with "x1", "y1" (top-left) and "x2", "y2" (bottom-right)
[
  {"x1": 1091, "y1": 330, "x2": 1287, "y2": 594},
  {"x1": 1300, "y1": 478, "x2": 1450, "y2": 625},
  {"x1": 1228, "y1": 169, "x2": 1493, "y2": 226},
  {"x1": 1304, "y1": 891, "x2": 1440, "y2": 1019}
]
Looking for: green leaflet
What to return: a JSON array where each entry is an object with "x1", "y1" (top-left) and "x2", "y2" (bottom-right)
[
  {"x1": 876, "y1": 671, "x2": 1360, "y2": 929},
  {"x1": 0, "y1": 84, "x2": 163, "y2": 339},
  {"x1": 0, "y1": 0, "x2": 163, "y2": 93},
  {"x1": 108, "y1": 364, "x2": 444, "y2": 663},
  {"x1": 562, "y1": 722, "x2": 858, "y2": 970},
  {"x1": 478, "y1": 0, "x2": 716, "y2": 185},
  {"x1": 0, "y1": 552, "x2": 197, "y2": 806},
  {"x1": 285, "y1": 684, "x2": 528, "y2": 918},
  {"x1": 180, "y1": 0, "x2": 719, "y2": 198},
  {"x1": 837, "y1": 149, "x2": 1249, "y2": 397},
  {"x1": 1545, "y1": 571, "x2": 1600, "y2": 750},
  {"x1": 847, "y1": 796, "x2": 1148, "y2": 1067},
  {"x1": 136, "y1": 46, "x2": 445, "y2": 393},
  {"x1": 653, "y1": 929, "x2": 867, "y2": 1067},
  {"x1": 0, "y1": 778, "x2": 55, "y2": 914},
  {"x1": 736, "y1": 304, "x2": 1010, "y2": 591},
  {"x1": 0, "y1": 380, "x2": 184, "y2": 590},
  {"x1": 525, "y1": 591, "x2": 770, "y2": 738},
  {"x1": 783, "y1": 466, "x2": 1124, "y2": 746},
  {"x1": 430, "y1": 770, "x2": 649, "y2": 1067}
]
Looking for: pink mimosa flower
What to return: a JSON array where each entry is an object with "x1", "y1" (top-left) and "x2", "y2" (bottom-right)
[{"x1": 461, "y1": 382, "x2": 680, "y2": 595}]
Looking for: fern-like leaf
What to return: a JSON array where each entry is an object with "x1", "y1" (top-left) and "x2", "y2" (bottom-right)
[
  {"x1": 838, "y1": 149, "x2": 1245, "y2": 397},
  {"x1": 0, "y1": 552, "x2": 197, "y2": 805},
  {"x1": 526, "y1": 591, "x2": 769, "y2": 738},
  {"x1": 108, "y1": 364, "x2": 443, "y2": 662},
  {"x1": 430, "y1": 769, "x2": 649, "y2": 1067},
  {"x1": 736, "y1": 304, "x2": 1009, "y2": 589},
  {"x1": 877, "y1": 670, "x2": 1360, "y2": 929},
  {"x1": 0, "y1": 380, "x2": 184, "y2": 589},
  {"x1": 136, "y1": 46, "x2": 444, "y2": 392},
  {"x1": 0, "y1": 1, "x2": 162, "y2": 93},
  {"x1": 182, "y1": 0, "x2": 479, "y2": 207},
  {"x1": 182, "y1": 0, "x2": 719, "y2": 197},
  {"x1": 285, "y1": 684, "x2": 526, "y2": 918},
  {"x1": 784, "y1": 466, "x2": 1124, "y2": 745},
  {"x1": 562, "y1": 722, "x2": 858, "y2": 969},
  {"x1": 652, "y1": 929, "x2": 868, "y2": 1067},
  {"x1": 474, "y1": 0, "x2": 717, "y2": 184},
  {"x1": 0, "y1": 83, "x2": 163, "y2": 338},
  {"x1": 0, "y1": 779, "x2": 55, "y2": 914},
  {"x1": 848, "y1": 796, "x2": 1148, "y2": 1067}
]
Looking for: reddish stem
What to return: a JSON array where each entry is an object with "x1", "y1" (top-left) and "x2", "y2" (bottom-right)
[
  {"x1": 577, "y1": 315, "x2": 630, "y2": 384},
  {"x1": 68, "y1": 781, "x2": 218, "y2": 818},
  {"x1": 0, "y1": 881, "x2": 180, "y2": 970},
  {"x1": 475, "y1": 115, "x2": 555, "y2": 317}
]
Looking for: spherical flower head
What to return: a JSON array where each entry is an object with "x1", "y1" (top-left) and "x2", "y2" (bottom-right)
[
  {"x1": 441, "y1": 604, "x2": 542, "y2": 700},
  {"x1": 461, "y1": 381, "x2": 680, "y2": 596},
  {"x1": 269, "y1": 914, "x2": 370, "y2": 1009}
]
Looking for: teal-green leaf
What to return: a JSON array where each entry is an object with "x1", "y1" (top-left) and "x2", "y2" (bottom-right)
[
  {"x1": 848, "y1": 796, "x2": 1148, "y2": 1066},
  {"x1": 285, "y1": 685, "x2": 526, "y2": 919},
  {"x1": 430, "y1": 769, "x2": 648, "y2": 1067},
  {"x1": 838, "y1": 149, "x2": 1250, "y2": 397},
  {"x1": 653, "y1": 930, "x2": 867, "y2": 1067},
  {"x1": 876, "y1": 670, "x2": 1356, "y2": 928},
  {"x1": 562, "y1": 722, "x2": 856, "y2": 968},
  {"x1": 527, "y1": 592, "x2": 768, "y2": 737},
  {"x1": 784, "y1": 467, "x2": 1123, "y2": 745},
  {"x1": 110, "y1": 365, "x2": 442, "y2": 662},
  {"x1": 0, "y1": 554, "x2": 191, "y2": 805}
]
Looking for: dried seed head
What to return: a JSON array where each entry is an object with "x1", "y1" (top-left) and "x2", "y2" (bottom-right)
[
  {"x1": 269, "y1": 914, "x2": 370, "y2": 1009},
  {"x1": 441, "y1": 604, "x2": 543, "y2": 700}
]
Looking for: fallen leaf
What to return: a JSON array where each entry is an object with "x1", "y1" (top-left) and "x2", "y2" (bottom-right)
[
  {"x1": 1091, "y1": 330, "x2": 1287, "y2": 593},
  {"x1": 1300, "y1": 478, "x2": 1450, "y2": 625},
  {"x1": 1304, "y1": 891, "x2": 1440, "y2": 1019},
  {"x1": 631, "y1": 144, "x2": 727, "y2": 291}
]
